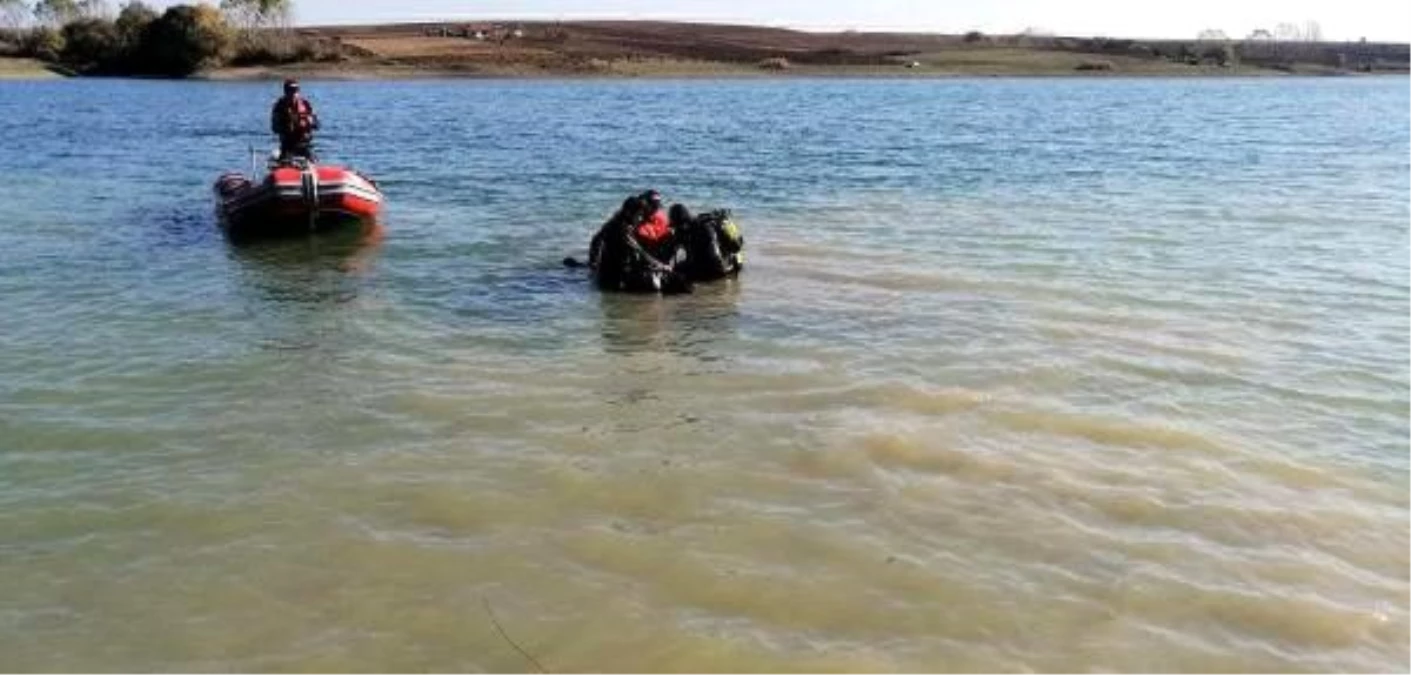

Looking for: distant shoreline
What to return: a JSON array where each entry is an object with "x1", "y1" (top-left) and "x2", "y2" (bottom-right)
[
  {"x1": 5, "y1": 56, "x2": 1404, "y2": 82},
  {"x1": 4, "y1": 19, "x2": 1407, "y2": 81},
  {"x1": 196, "y1": 65, "x2": 1364, "y2": 81}
]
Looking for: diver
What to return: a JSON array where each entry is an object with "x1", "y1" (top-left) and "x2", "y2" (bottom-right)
[
  {"x1": 569, "y1": 190, "x2": 745, "y2": 293},
  {"x1": 584, "y1": 191, "x2": 691, "y2": 293},
  {"x1": 587, "y1": 195, "x2": 644, "y2": 289},
  {"x1": 270, "y1": 78, "x2": 320, "y2": 162},
  {"x1": 670, "y1": 203, "x2": 745, "y2": 281}
]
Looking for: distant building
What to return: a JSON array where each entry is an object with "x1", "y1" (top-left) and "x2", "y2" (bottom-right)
[{"x1": 459, "y1": 23, "x2": 494, "y2": 40}]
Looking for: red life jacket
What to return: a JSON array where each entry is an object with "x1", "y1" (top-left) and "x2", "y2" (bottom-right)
[
  {"x1": 282, "y1": 97, "x2": 314, "y2": 134},
  {"x1": 634, "y1": 210, "x2": 670, "y2": 244}
]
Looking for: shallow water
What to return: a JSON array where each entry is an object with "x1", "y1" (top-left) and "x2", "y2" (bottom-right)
[{"x1": 0, "y1": 77, "x2": 1407, "y2": 672}]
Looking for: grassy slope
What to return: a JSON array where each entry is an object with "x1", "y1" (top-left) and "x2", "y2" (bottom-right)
[
  {"x1": 206, "y1": 21, "x2": 1327, "y2": 78},
  {"x1": 905, "y1": 48, "x2": 1234, "y2": 75},
  {"x1": 12, "y1": 20, "x2": 1403, "y2": 79}
]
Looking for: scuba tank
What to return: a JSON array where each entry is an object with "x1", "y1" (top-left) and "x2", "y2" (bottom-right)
[{"x1": 683, "y1": 209, "x2": 744, "y2": 281}]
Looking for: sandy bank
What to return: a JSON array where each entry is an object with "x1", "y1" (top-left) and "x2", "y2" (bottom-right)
[{"x1": 0, "y1": 58, "x2": 66, "y2": 80}]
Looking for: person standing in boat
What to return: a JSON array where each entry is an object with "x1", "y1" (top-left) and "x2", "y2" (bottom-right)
[{"x1": 271, "y1": 78, "x2": 320, "y2": 162}]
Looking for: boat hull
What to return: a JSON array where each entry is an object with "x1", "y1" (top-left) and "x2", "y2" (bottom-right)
[{"x1": 215, "y1": 164, "x2": 383, "y2": 241}]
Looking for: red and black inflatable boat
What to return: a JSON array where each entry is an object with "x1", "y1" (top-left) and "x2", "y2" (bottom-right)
[{"x1": 214, "y1": 158, "x2": 383, "y2": 240}]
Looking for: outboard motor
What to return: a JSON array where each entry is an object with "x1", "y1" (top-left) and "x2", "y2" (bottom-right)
[{"x1": 214, "y1": 173, "x2": 253, "y2": 200}]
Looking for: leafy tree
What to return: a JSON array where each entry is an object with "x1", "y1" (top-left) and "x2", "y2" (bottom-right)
[
  {"x1": 138, "y1": 3, "x2": 231, "y2": 75},
  {"x1": 47, "y1": 2, "x2": 160, "y2": 72},
  {"x1": 59, "y1": 15, "x2": 117, "y2": 71},
  {"x1": 33, "y1": 0, "x2": 78, "y2": 25},
  {"x1": 113, "y1": 0, "x2": 153, "y2": 49},
  {"x1": 220, "y1": 0, "x2": 288, "y2": 28},
  {"x1": 220, "y1": 0, "x2": 290, "y2": 61},
  {"x1": 33, "y1": 0, "x2": 102, "y2": 25},
  {"x1": 20, "y1": 23, "x2": 61, "y2": 59}
]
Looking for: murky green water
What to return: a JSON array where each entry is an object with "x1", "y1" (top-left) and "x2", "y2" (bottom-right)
[{"x1": 0, "y1": 77, "x2": 1407, "y2": 672}]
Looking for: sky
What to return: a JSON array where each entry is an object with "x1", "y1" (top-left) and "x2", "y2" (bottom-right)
[{"x1": 162, "y1": 0, "x2": 1411, "y2": 42}]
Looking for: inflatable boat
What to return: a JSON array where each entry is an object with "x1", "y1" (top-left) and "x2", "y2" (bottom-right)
[{"x1": 214, "y1": 157, "x2": 383, "y2": 241}]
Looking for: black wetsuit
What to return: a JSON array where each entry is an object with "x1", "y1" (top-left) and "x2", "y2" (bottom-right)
[{"x1": 271, "y1": 95, "x2": 320, "y2": 161}]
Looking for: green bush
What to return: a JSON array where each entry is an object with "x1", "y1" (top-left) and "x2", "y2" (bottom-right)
[
  {"x1": 33, "y1": 0, "x2": 83, "y2": 26},
  {"x1": 115, "y1": 1, "x2": 158, "y2": 53},
  {"x1": 60, "y1": 17, "x2": 119, "y2": 71},
  {"x1": 20, "y1": 26, "x2": 64, "y2": 61},
  {"x1": 19, "y1": 1, "x2": 376, "y2": 77},
  {"x1": 137, "y1": 4, "x2": 232, "y2": 75}
]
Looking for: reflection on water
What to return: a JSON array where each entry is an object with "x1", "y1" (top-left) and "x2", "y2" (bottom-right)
[
  {"x1": 142, "y1": 205, "x2": 222, "y2": 250},
  {"x1": 596, "y1": 279, "x2": 742, "y2": 359},
  {"x1": 227, "y1": 223, "x2": 384, "y2": 306},
  {"x1": 225, "y1": 223, "x2": 384, "y2": 352}
]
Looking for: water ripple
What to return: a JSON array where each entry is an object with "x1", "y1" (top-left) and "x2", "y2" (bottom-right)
[{"x1": 0, "y1": 76, "x2": 1406, "y2": 672}]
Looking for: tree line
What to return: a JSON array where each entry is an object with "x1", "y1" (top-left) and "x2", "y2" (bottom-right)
[{"x1": 0, "y1": 0, "x2": 327, "y2": 76}]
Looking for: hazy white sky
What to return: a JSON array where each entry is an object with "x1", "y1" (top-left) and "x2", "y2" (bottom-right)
[{"x1": 170, "y1": 0, "x2": 1411, "y2": 41}]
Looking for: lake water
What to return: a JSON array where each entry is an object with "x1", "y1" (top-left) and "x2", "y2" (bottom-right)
[{"x1": 0, "y1": 76, "x2": 1407, "y2": 672}]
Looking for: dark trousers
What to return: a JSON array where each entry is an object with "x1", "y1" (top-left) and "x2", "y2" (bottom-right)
[{"x1": 279, "y1": 136, "x2": 315, "y2": 162}]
